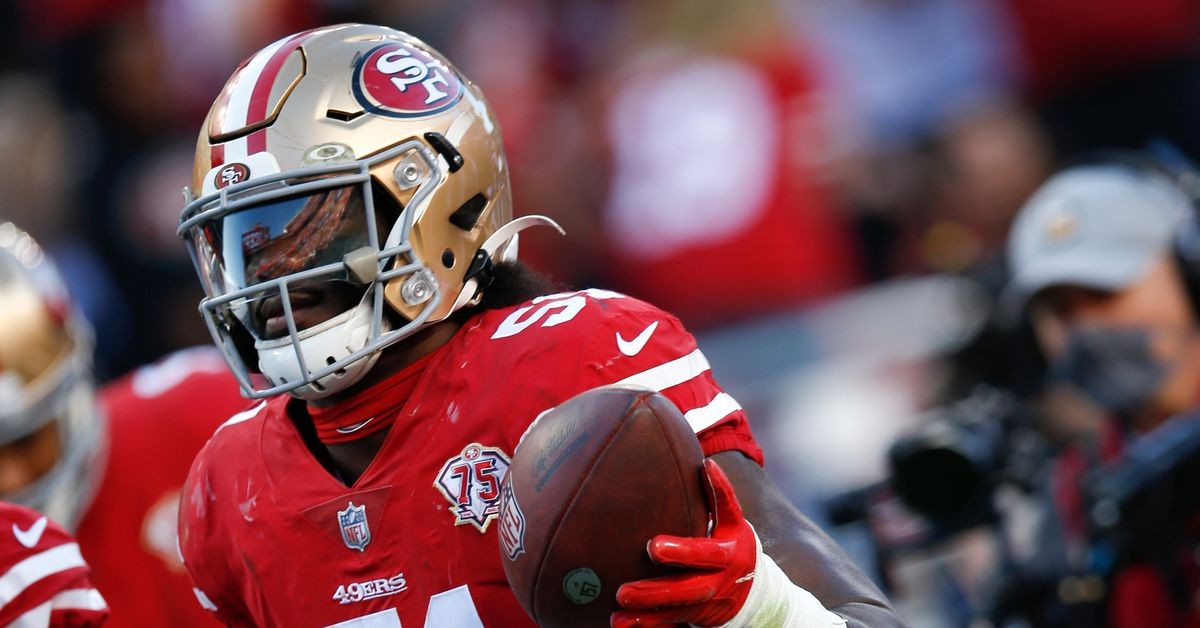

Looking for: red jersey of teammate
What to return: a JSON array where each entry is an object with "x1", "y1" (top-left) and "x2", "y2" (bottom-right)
[
  {"x1": 0, "y1": 501, "x2": 108, "y2": 626},
  {"x1": 75, "y1": 348, "x2": 248, "y2": 628},
  {"x1": 180, "y1": 290, "x2": 764, "y2": 627}
]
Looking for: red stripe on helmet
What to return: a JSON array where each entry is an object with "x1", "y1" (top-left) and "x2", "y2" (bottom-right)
[
  {"x1": 247, "y1": 129, "x2": 268, "y2": 155},
  {"x1": 246, "y1": 30, "x2": 316, "y2": 154}
]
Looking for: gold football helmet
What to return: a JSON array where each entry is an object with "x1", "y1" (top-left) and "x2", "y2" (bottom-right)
[
  {"x1": 179, "y1": 24, "x2": 559, "y2": 399},
  {"x1": 0, "y1": 223, "x2": 102, "y2": 529}
]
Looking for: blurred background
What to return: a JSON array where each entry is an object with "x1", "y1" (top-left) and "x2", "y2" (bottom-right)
[{"x1": 4, "y1": 0, "x2": 1200, "y2": 625}]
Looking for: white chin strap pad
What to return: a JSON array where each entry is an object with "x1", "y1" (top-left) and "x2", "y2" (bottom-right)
[
  {"x1": 447, "y1": 215, "x2": 565, "y2": 314},
  {"x1": 255, "y1": 301, "x2": 386, "y2": 400}
]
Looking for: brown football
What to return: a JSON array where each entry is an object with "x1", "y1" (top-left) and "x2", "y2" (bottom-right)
[{"x1": 497, "y1": 385, "x2": 710, "y2": 627}]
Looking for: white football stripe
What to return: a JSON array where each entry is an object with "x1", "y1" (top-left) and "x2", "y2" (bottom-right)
[
  {"x1": 217, "y1": 34, "x2": 294, "y2": 162},
  {"x1": 683, "y1": 392, "x2": 742, "y2": 432},
  {"x1": 0, "y1": 543, "x2": 87, "y2": 603},
  {"x1": 50, "y1": 588, "x2": 107, "y2": 611},
  {"x1": 614, "y1": 348, "x2": 710, "y2": 392},
  {"x1": 223, "y1": 135, "x2": 249, "y2": 162}
]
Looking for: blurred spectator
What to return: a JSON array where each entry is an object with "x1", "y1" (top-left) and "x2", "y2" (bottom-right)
[
  {"x1": 789, "y1": 0, "x2": 1052, "y2": 279},
  {"x1": 797, "y1": 0, "x2": 1017, "y2": 154},
  {"x1": 1005, "y1": 0, "x2": 1200, "y2": 157},
  {"x1": 592, "y1": 0, "x2": 860, "y2": 329},
  {"x1": 1005, "y1": 158, "x2": 1200, "y2": 625},
  {"x1": 1006, "y1": 161, "x2": 1200, "y2": 432}
]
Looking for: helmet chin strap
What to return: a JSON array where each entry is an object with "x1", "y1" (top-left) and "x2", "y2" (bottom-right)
[
  {"x1": 448, "y1": 215, "x2": 564, "y2": 313},
  {"x1": 256, "y1": 299, "x2": 391, "y2": 400}
]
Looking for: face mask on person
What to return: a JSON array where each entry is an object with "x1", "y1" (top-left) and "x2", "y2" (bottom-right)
[{"x1": 1050, "y1": 327, "x2": 1168, "y2": 415}]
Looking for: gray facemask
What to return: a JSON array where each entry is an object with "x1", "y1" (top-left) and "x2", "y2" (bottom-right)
[{"x1": 1051, "y1": 327, "x2": 1167, "y2": 415}]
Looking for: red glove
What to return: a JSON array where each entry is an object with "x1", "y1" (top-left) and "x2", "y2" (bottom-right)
[{"x1": 611, "y1": 459, "x2": 757, "y2": 628}]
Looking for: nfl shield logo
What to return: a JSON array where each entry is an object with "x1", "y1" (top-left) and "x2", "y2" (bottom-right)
[{"x1": 337, "y1": 502, "x2": 371, "y2": 552}]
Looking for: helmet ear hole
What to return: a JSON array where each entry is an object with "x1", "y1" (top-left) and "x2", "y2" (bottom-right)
[
  {"x1": 448, "y1": 194, "x2": 487, "y2": 231},
  {"x1": 441, "y1": 249, "x2": 455, "y2": 268}
]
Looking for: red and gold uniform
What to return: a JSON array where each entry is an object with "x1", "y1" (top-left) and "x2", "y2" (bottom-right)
[
  {"x1": 77, "y1": 348, "x2": 247, "y2": 627},
  {"x1": 0, "y1": 501, "x2": 108, "y2": 627},
  {"x1": 181, "y1": 291, "x2": 762, "y2": 627}
]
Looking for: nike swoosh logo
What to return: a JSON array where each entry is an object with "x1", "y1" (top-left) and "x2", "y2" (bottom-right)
[
  {"x1": 616, "y1": 321, "x2": 659, "y2": 357},
  {"x1": 13, "y1": 516, "x2": 47, "y2": 549},
  {"x1": 336, "y1": 418, "x2": 375, "y2": 434}
]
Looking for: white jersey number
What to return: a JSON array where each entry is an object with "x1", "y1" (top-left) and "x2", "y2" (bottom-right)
[
  {"x1": 490, "y1": 289, "x2": 623, "y2": 340},
  {"x1": 323, "y1": 584, "x2": 482, "y2": 628}
]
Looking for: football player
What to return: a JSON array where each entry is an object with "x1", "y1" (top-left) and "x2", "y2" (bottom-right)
[
  {"x1": 177, "y1": 24, "x2": 904, "y2": 627},
  {"x1": 0, "y1": 501, "x2": 108, "y2": 626},
  {"x1": 0, "y1": 222, "x2": 248, "y2": 626}
]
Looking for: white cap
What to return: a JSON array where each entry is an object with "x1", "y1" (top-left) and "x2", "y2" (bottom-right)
[{"x1": 1004, "y1": 164, "x2": 1190, "y2": 314}]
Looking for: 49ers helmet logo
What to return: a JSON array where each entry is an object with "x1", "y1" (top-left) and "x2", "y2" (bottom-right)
[
  {"x1": 215, "y1": 163, "x2": 250, "y2": 189},
  {"x1": 353, "y1": 42, "x2": 464, "y2": 118}
]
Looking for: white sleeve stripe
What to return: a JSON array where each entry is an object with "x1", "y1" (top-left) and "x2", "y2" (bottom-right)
[
  {"x1": 614, "y1": 349, "x2": 710, "y2": 392},
  {"x1": 10, "y1": 600, "x2": 50, "y2": 628},
  {"x1": 10, "y1": 590, "x2": 108, "y2": 628},
  {"x1": 684, "y1": 392, "x2": 743, "y2": 432},
  {"x1": 0, "y1": 543, "x2": 86, "y2": 602},
  {"x1": 216, "y1": 401, "x2": 267, "y2": 433},
  {"x1": 193, "y1": 587, "x2": 219, "y2": 612},
  {"x1": 50, "y1": 588, "x2": 107, "y2": 611}
]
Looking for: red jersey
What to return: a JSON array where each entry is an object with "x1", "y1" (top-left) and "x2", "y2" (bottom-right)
[
  {"x1": 75, "y1": 347, "x2": 249, "y2": 628},
  {"x1": 181, "y1": 290, "x2": 763, "y2": 627},
  {"x1": 0, "y1": 501, "x2": 108, "y2": 627}
]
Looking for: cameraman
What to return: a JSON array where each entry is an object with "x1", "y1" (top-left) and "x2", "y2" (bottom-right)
[{"x1": 1005, "y1": 158, "x2": 1200, "y2": 625}]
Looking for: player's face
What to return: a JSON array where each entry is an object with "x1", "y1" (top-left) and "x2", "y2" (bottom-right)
[
  {"x1": 253, "y1": 283, "x2": 364, "y2": 340},
  {"x1": 0, "y1": 421, "x2": 60, "y2": 495},
  {"x1": 202, "y1": 185, "x2": 378, "y2": 340}
]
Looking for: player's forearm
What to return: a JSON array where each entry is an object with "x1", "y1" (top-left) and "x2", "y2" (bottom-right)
[
  {"x1": 758, "y1": 526, "x2": 901, "y2": 626},
  {"x1": 826, "y1": 602, "x2": 908, "y2": 627},
  {"x1": 710, "y1": 451, "x2": 908, "y2": 627}
]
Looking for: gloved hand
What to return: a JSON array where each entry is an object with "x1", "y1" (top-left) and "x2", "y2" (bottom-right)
[
  {"x1": 611, "y1": 458, "x2": 755, "y2": 627},
  {"x1": 611, "y1": 459, "x2": 847, "y2": 628}
]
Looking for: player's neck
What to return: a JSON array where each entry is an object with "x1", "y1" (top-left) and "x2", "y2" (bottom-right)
[
  {"x1": 309, "y1": 320, "x2": 463, "y2": 409},
  {"x1": 306, "y1": 319, "x2": 463, "y2": 486},
  {"x1": 323, "y1": 429, "x2": 391, "y2": 486}
]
